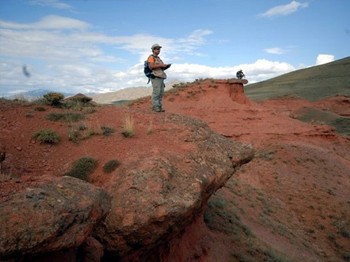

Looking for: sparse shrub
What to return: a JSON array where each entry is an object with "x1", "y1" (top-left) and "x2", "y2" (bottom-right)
[
  {"x1": 343, "y1": 252, "x2": 350, "y2": 261},
  {"x1": 82, "y1": 107, "x2": 96, "y2": 114},
  {"x1": 101, "y1": 126, "x2": 115, "y2": 136},
  {"x1": 327, "y1": 188, "x2": 336, "y2": 196},
  {"x1": 84, "y1": 128, "x2": 98, "y2": 138},
  {"x1": 256, "y1": 149, "x2": 275, "y2": 160},
  {"x1": 46, "y1": 112, "x2": 85, "y2": 122},
  {"x1": 63, "y1": 98, "x2": 95, "y2": 112},
  {"x1": 173, "y1": 82, "x2": 189, "y2": 89},
  {"x1": 103, "y1": 159, "x2": 120, "y2": 173},
  {"x1": 68, "y1": 123, "x2": 99, "y2": 143},
  {"x1": 328, "y1": 233, "x2": 336, "y2": 241},
  {"x1": 32, "y1": 129, "x2": 60, "y2": 144},
  {"x1": 121, "y1": 114, "x2": 135, "y2": 137},
  {"x1": 34, "y1": 106, "x2": 46, "y2": 112},
  {"x1": 340, "y1": 229, "x2": 350, "y2": 238},
  {"x1": 68, "y1": 128, "x2": 81, "y2": 144},
  {"x1": 71, "y1": 95, "x2": 92, "y2": 104},
  {"x1": 78, "y1": 124, "x2": 87, "y2": 131},
  {"x1": 64, "y1": 157, "x2": 97, "y2": 181},
  {"x1": 43, "y1": 92, "x2": 64, "y2": 106},
  {"x1": 25, "y1": 112, "x2": 34, "y2": 118},
  {"x1": 63, "y1": 100, "x2": 82, "y2": 110},
  {"x1": 80, "y1": 122, "x2": 98, "y2": 138}
]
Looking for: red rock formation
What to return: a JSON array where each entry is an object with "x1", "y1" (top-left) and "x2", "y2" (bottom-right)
[
  {"x1": 0, "y1": 176, "x2": 110, "y2": 260},
  {"x1": 94, "y1": 114, "x2": 254, "y2": 259}
]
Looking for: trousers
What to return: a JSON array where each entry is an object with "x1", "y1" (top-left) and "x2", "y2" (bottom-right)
[{"x1": 151, "y1": 77, "x2": 165, "y2": 109}]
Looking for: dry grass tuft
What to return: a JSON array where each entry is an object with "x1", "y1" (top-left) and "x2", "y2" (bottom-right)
[
  {"x1": 147, "y1": 120, "x2": 153, "y2": 135},
  {"x1": 121, "y1": 114, "x2": 135, "y2": 137}
]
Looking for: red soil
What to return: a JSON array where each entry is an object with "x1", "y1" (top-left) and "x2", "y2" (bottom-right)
[{"x1": 1, "y1": 79, "x2": 349, "y2": 261}]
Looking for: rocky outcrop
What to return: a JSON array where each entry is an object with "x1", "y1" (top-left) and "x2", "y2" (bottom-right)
[
  {"x1": 95, "y1": 114, "x2": 254, "y2": 259},
  {"x1": 225, "y1": 79, "x2": 249, "y2": 104},
  {"x1": 0, "y1": 107, "x2": 254, "y2": 261},
  {"x1": 0, "y1": 176, "x2": 111, "y2": 260}
]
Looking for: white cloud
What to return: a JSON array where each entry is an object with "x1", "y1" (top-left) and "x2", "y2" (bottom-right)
[
  {"x1": 0, "y1": 58, "x2": 296, "y2": 96},
  {"x1": 0, "y1": 15, "x2": 89, "y2": 30},
  {"x1": 260, "y1": 1, "x2": 308, "y2": 18},
  {"x1": 29, "y1": 0, "x2": 72, "y2": 10},
  {"x1": 316, "y1": 54, "x2": 335, "y2": 65},
  {"x1": 146, "y1": 59, "x2": 295, "y2": 85},
  {"x1": 264, "y1": 47, "x2": 285, "y2": 55},
  {"x1": 0, "y1": 16, "x2": 295, "y2": 97},
  {"x1": 176, "y1": 29, "x2": 213, "y2": 54},
  {"x1": 0, "y1": 28, "x2": 114, "y2": 62},
  {"x1": 0, "y1": 17, "x2": 213, "y2": 65}
]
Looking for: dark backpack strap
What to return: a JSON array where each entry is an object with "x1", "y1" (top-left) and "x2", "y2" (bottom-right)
[{"x1": 147, "y1": 55, "x2": 155, "y2": 84}]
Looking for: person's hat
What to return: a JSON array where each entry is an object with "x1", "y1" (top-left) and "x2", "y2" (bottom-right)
[{"x1": 151, "y1": 44, "x2": 162, "y2": 50}]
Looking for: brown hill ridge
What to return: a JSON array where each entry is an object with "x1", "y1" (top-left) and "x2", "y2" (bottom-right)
[{"x1": 0, "y1": 78, "x2": 349, "y2": 261}]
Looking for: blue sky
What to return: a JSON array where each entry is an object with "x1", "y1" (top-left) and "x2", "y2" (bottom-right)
[{"x1": 0, "y1": 0, "x2": 349, "y2": 96}]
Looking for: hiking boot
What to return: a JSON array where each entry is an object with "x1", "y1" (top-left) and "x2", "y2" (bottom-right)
[{"x1": 152, "y1": 107, "x2": 162, "y2": 112}]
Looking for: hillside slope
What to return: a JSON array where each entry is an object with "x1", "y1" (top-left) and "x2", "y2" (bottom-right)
[
  {"x1": 133, "y1": 79, "x2": 350, "y2": 261},
  {"x1": 245, "y1": 56, "x2": 350, "y2": 101},
  {"x1": 1, "y1": 70, "x2": 349, "y2": 261},
  {"x1": 89, "y1": 57, "x2": 350, "y2": 105}
]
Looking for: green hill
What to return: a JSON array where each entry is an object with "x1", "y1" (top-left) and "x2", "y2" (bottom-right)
[{"x1": 245, "y1": 56, "x2": 350, "y2": 101}]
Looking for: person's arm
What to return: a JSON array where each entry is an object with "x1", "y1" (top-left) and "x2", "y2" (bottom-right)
[
  {"x1": 150, "y1": 63, "x2": 168, "y2": 70},
  {"x1": 148, "y1": 56, "x2": 169, "y2": 70},
  {"x1": 163, "y1": 64, "x2": 171, "y2": 70}
]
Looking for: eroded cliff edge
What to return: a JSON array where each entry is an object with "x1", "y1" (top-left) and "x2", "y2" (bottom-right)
[{"x1": 0, "y1": 106, "x2": 254, "y2": 261}]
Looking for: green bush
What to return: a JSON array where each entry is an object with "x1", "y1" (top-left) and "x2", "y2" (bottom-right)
[
  {"x1": 68, "y1": 128, "x2": 81, "y2": 144},
  {"x1": 32, "y1": 129, "x2": 60, "y2": 144},
  {"x1": 71, "y1": 96, "x2": 92, "y2": 104},
  {"x1": 101, "y1": 126, "x2": 115, "y2": 136},
  {"x1": 43, "y1": 92, "x2": 64, "y2": 106},
  {"x1": 64, "y1": 157, "x2": 97, "y2": 181},
  {"x1": 46, "y1": 112, "x2": 85, "y2": 122},
  {"x1": 103, "y1": 159, "x2": 120, "y2": 173},
  {"x1": 63, "y1": 99, "x2": 95, "y2": 111},
  {"x1": 78, "y1": 124, "x2": 87, "y2": 131},
  {"x1": 67, "y1": 124, "x2": 98, "y2": 144},
  {"x1": 34, "y1": 106, "x2": 46, "y2": 112}
]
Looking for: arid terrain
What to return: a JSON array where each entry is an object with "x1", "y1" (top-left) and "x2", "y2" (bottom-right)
[
  {"x1": 0, "y1": 59, "x2": 349, "y2": 262},
  {"x1": 132, "y1": 78, "x2": 350, "y2": 262}
]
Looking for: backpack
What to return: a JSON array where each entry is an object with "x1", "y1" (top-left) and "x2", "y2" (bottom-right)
[{"x1": 144, "y1": 55, "x2": 155, "y2": 84}]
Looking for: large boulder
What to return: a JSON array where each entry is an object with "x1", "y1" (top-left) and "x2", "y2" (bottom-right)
[
  {"x1": 95, "y1": 114, "x2": 254, "y2": 259},
  {"x1": 0, "y1": 175, "x2": 111, "y2": 260}
]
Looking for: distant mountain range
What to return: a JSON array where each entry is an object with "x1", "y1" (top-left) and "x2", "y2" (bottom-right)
[
  {"x1": 9, "y1": 89, "x2": 74, "y2": 101},
  {"x1": 90, "y1": 80, "x2": 180, "y2": 104},
  {"x1": 7, "y1": 80, "x2": 180, "y2": 104}
]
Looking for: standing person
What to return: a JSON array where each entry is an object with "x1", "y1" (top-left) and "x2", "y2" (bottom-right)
[{"x1": 147, "y1": 44, "x2": 171, "y2": 112}]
